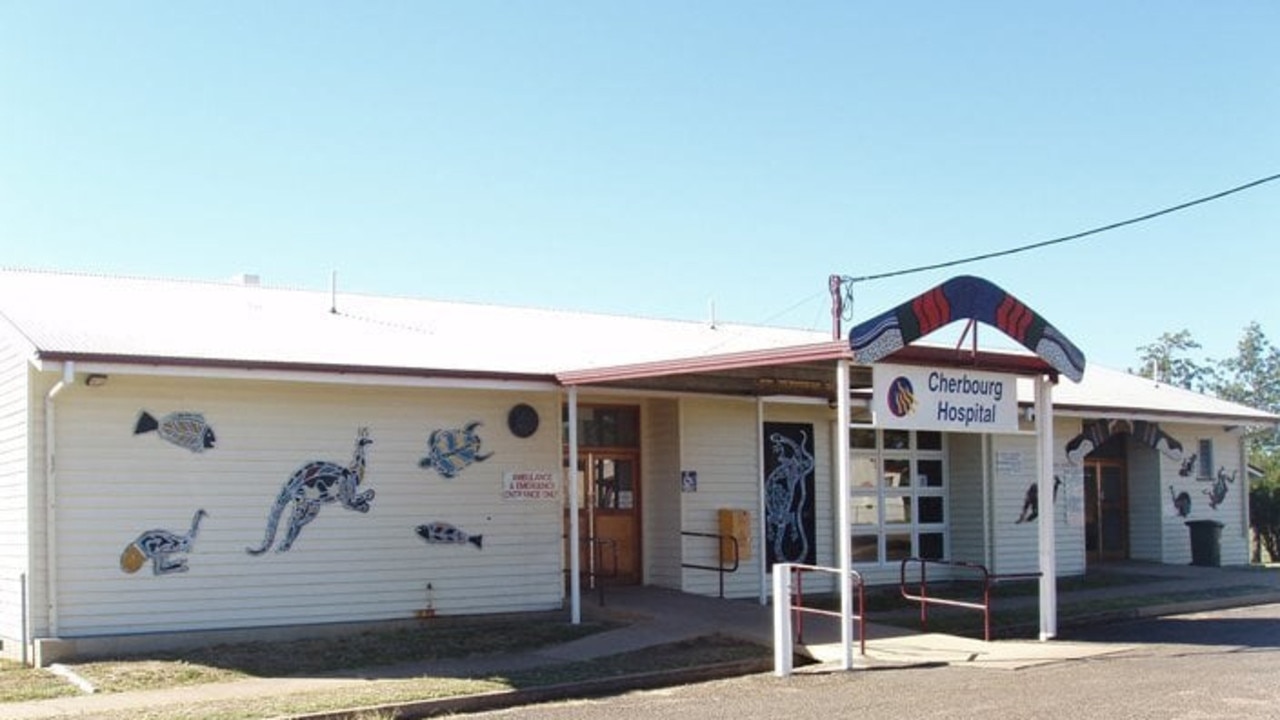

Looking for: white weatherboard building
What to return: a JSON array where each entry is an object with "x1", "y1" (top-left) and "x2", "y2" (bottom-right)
[{"x1": 0, "y1": 268, "x2": 1273, "y2": 665}]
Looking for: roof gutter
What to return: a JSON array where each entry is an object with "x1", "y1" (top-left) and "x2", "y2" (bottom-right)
[
  {"x1": 1051, "y1": 405, "x2": 1280, "y2": 428},
  {"x1": 35, "y1": 353, "x2": 559, "y2": 392},
  {"x1": 43, "y1": 361, "x2": 74, "y2": 639}
]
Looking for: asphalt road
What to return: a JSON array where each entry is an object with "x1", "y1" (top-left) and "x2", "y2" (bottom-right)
[{"x1": 466, "y1": 603, "x2": 1280, "y2": 720}]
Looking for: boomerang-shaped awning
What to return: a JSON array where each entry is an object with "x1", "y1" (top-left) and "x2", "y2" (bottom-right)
[{"x1": 848, "y1": 275, "x2": 1086, "y2": 382}]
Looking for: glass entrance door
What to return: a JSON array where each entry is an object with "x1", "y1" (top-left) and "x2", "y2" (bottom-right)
[{"x1": 1084, "y1": 460, "x2": 1127, "y2": 561}]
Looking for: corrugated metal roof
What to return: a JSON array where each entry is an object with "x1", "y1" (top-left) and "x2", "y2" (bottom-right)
[
  {"x1": 0, "y1": 268, "x2": 829, "y2": 376},
  {"x1": 1043, "y1": 363, "x2": 1277, "y2": 424},
  {"x1": 1, "y1": 268, "x2": 1273, "y2": 424}
]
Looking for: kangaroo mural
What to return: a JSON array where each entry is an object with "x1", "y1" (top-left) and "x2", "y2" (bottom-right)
[{"x1": 247, "y1": 427, "x2": 375, "y2": 555}]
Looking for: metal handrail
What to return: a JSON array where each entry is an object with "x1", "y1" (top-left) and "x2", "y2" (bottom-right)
[
  {"x1": 680, "y1": 531, "x2": 740, "y2": 598},
  {"x1": 785, "y1": 563, "x2": 866, "y2": 656},
  {"x1": 899, "y1": 557, "x2": 1040, "y2": 641},
  {"x1": 564, "y1": 535, "x2": 620, "y2": 606}
]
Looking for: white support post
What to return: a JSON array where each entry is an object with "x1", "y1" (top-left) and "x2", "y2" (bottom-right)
[
  {"x1": 568, "y1": 387, "x2": 581, "y2": 625},
  {"x1": 772, "y1": 563, "x2": 793, "y2": 677},
  {"x1": 836, "y1": 360, "x2": 853, "y2": 670},
  {"x1": 1036, "y1": 375, "x2": 1057, "y2": 640},
  {"x1": 757, "y1": 398, "x2": 768, "y2": 605}
]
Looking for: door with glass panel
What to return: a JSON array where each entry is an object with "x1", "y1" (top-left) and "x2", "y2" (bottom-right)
[
  {"x1": 564, "y1": 405, "x2": 642, "y2": 586},
  {"x1": 1084, "y1": 459, "x2": 1127, "y2": 561},
  {"x1": 577, "y1": 452, "x2": 641, "y2": 585}
]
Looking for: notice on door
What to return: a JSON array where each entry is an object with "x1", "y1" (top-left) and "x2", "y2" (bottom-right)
[{"x1": 502, "y1": 471, "x2": 558, "y2": 501}]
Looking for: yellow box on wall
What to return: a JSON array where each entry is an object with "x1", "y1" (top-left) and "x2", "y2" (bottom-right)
[{"x1": 718, "y1": 508, "x2": 751, "y2": 564}]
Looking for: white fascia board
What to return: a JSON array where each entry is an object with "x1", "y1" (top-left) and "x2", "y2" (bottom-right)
[
  {"x1": 1051, "y1": 407, "x2": 1275, "y2": 429},
  {"x1": 32, "y1": 359, "x2": 560, "y2": 393}
]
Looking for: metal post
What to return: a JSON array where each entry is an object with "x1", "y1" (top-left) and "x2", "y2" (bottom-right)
[
  {"x1": 756, "y1": 398, "x2": 768, "y2": 605},
  {"x1": 836, "y1": 359, "x2": 853, "y2": 670},
  {"x1": 568, "y1": 387, "x2": 581, "y2": 625},
  {"x1": 1036, "y1": 376, "x2": 1057, "y2": 640},
  {"x1": 772, "y1": 563, "x2": 793, "y2": 677}
]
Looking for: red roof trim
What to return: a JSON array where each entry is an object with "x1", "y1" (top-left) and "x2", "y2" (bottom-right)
[
  {"x1": 556, "y1": 340, "x2": 852, "y2": 385},
  {"x1": 882, "y1": 345, "x2": 1059, "y2": 380}
]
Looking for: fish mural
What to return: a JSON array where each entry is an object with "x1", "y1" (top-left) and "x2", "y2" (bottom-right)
[
  {"x1": 416, "y1": 522, "x2": 483, "y2": 549},
  {"x1": 135, "y1": 410, "x2": 217, "y2": 453},
  {"x1": 247, "y1": 428, "x2": 375, "y2": 555},
  {"x1": 1169, "y1": 486, "x2": 1192, "y2": 518},
  {"x1": 121, "y1": 509, "x2": 208, "y2": 575},
  {"x1": 419, "y1": 422, "x2": 493, "y2": 479}
]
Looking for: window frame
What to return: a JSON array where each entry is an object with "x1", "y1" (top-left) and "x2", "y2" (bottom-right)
[{"x1": 849, "y1": 429, "x2": 949, "y2": 566}]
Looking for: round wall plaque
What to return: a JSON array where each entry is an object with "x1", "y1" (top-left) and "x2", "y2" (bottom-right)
[{"x1": 507, "y1": 403, "x2": 540, "y2": 438}]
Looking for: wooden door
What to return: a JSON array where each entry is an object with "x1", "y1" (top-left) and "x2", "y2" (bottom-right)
[
  {"x1": 576, "y1": 452, "x2": 641, "y2": 585},
  {"x1": 1084, "y1": 459, "x2": 1128, "y2": 561}
]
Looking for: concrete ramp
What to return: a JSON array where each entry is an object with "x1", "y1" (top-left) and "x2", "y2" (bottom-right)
[{"x1": 803, "y1": 633, "x2": 1132, "y2": 671}]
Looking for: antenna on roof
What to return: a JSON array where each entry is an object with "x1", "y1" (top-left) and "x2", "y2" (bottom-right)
[
  {"x1": 330, "y1": 271, "x2": 338, "y2": 314},
  {"x1": 708, "y1": 299, "x2": 717, "y2": 330}
]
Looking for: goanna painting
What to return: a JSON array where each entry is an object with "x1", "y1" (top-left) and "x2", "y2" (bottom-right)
[
  {"x1": 247, "y1": 427, "x2": 376, "y2": 555},
  {"x1": 763, "y1": 422, "x2": 817, "y2": 568}
]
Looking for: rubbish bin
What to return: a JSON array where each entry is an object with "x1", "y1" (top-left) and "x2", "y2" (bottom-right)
[{"x1": 1185, "y1": 519, "x2": 1224, "y2": 567}]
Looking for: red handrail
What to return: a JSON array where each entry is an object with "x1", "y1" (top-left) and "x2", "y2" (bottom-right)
[
  {"x1": 899, "y1": 557, "x2": 1040, "y2": 641},
  {"x1": 785, "y1": 563, "x2": 866, "y2": 656}
]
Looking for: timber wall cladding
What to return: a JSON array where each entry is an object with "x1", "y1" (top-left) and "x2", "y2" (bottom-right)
[
  {"x1": 0, "y1": 333, "x2": 30, "y2": 641},
  {"x1": 51, "y1": 376, "x2": 562, "y2": 636}
]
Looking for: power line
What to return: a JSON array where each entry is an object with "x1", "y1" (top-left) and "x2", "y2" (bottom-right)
[{"x1": 843, "y1": 171, "x2": 1280, "y2": 285}]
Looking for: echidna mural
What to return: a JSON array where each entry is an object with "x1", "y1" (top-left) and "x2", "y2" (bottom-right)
[{"x1": 121, "y1": 509, "x2": 207, "y2": 575}]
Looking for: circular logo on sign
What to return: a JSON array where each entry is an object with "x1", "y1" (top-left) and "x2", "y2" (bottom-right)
[{"x1": 887, "y1": 377, "x2": 916, "y2": 417}]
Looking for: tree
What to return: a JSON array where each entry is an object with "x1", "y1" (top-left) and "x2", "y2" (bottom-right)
[
  {"x1": 1209, "y1": 322, "x2": 1280, "y2": 462},
  {"x1": 1132, "y1": 329, "x2": 1209, "y2": 391}
]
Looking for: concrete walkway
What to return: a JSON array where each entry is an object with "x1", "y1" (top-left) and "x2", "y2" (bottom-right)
[{"x1": 7, "y1": 562, "x2": 1280, "y2": 719}]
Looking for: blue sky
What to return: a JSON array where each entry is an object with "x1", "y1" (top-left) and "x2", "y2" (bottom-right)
[{"x1": 2, "y1": 2, "x2": 1276, "y2": 372}]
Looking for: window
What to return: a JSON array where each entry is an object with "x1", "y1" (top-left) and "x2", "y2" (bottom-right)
[
  {"x1": 848, "y1": 429, "x2": 948, "y2": 565},
  {"x1": 1198, "y1": 439, "x2": 1214, "y2": 479},
  {"x1": 564, "y1": 405, "x2": 640, "y2": 449}
]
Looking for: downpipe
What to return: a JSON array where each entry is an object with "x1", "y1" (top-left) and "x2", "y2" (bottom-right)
[{"x1": 43, "y1": 361, "x2": 74, "y2": 640}]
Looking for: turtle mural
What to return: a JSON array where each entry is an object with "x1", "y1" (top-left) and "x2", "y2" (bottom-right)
[{"x1": 419, "y1": 421, "x2": 493, "y2": 479}]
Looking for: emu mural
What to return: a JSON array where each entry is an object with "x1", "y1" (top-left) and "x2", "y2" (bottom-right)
[{"x1": 763, "y1": 422, "x2": 816, "y2": 567}]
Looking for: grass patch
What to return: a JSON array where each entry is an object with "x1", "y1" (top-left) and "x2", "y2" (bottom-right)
[
  {"x1": 32, "y1": 677, "x2": 509, "y2": 720},
  {"x1": 499, "y1": 634, "x2": 767, "y2": 687},
  {"x1": 68, "y1": 617, "x2": 614, "y2": 693},
  {"x1": 26, "y1": 636, "x2": 766, "y2": 720},
  {"x1": 0, "y1": 660, "x2": 81, "y2": 703}
]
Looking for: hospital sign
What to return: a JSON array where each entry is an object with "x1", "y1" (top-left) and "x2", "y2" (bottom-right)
[{"x1": 871, "y1": 363, "x2": 1018, "y2": 434}]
